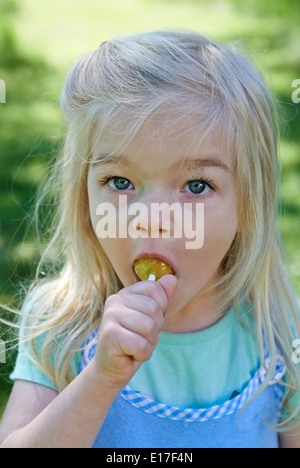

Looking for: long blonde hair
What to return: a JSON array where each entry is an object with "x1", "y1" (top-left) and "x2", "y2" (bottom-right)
[{"x1": 2, "y1": 29, "x2": 299, "y2": 431}]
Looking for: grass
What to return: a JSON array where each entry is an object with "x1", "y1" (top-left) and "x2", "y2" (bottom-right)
[{"x1": 0, "y1": 0, "x2": 299, "y2": 420}]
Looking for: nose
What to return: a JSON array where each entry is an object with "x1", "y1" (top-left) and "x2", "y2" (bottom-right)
[
  {"x1": 128, "y1": 196, "x2": 175, "y2": 239},
  {"x1": 136, "y1": 215, "x2": 170, "y2": 238}
]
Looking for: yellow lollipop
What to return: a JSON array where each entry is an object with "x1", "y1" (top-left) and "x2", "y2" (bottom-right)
[{"x1": 134, "y1": 257, "x2": 175, "y2": 281}]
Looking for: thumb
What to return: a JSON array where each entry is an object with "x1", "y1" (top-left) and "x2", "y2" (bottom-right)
[{"x1": 157, "y1": 274, "x2": 178, "y2": 304}]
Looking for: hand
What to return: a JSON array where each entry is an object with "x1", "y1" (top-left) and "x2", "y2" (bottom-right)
[{"x1": 93, "y1": 274, "x2": 177, "y2": 389}]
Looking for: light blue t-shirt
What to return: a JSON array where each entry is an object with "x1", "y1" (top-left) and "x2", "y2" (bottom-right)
[
  {"x1": 128, "y1": 305, "x2": 260, "y2": 408},
  {"x1": 10, "y1": 300, "x2": 261, "y2": 410},
  {"x1": 9, "y1": 318, "x2": 80, "y2": 392}
]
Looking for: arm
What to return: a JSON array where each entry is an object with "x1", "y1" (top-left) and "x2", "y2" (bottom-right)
[
  {"x1": 0, "y1": 360, "x2": 123, "y2": 448},
  {"x1": 0, "y1": 275, "x2": 177, "y2": 448},
  {"x1": 279, "y1": 428, "x2": 300, "y2": 448}
]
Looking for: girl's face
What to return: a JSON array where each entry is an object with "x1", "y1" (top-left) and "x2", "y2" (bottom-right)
[{"x1": 87, "y1": 116, "x2": 239, "y2": 332}]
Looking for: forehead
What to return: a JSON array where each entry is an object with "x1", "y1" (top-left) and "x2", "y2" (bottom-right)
[{"x1": 90, "y1": 111, "x2": 234, "y2": 173}]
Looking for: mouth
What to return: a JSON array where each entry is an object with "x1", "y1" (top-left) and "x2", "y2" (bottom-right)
[{"x1": 133, "y1": 252, "x2": 177, "y2": 281}]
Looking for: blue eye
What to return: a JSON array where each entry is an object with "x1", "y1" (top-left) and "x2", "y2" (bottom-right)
[
  {"x1": 183, "y1": 179, "x2": 214, "y2": 195},
  {"x1": 110, "y1": 177, "x2": 132, "y2": 190},
  {"x1": 97, "y1": 176, "x2": 133, "y2": 191},
  {"x1": 97, "y1": 175, "x2": 215, "y2": 196}
]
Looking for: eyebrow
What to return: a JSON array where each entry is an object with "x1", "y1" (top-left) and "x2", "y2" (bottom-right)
[{"x1": 90, "y1": 154, "x2": 230, "y2": 172}]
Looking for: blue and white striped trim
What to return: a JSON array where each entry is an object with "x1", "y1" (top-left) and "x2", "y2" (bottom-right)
[
  {"x1": 119, "y1": 354, "x2": 286, "y2": 422},
  {"x1": 78, "y1": 329, "x2": 98, "y2": 373},
  {"x1": 79, "y1": 330, "x2": 286, "y2": 423}
]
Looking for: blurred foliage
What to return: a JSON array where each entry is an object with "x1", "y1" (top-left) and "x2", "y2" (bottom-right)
[
  {"x1": 0, "y1": 0, "x2": 19, "y2": 63},
  {"x1": 0, "y1": 0, "x2": 299, "y2": 419},
  {"x1": 0, "y1": 0, "x2": 30, "y2": 68},
  {"x1": 229, "y1": 0, "x2": 300, "y2": 18},
  {"x1": 0, "y1": 0, "x2": 61, "y2": 413}
]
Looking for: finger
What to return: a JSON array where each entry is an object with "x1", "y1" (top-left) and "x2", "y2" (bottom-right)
[
  {"x1": 117, "y1": 307, "x2": 161, "y2": 346},
  {"x1": 157, "y1": 274, "x2": 178, "y2": 308},
  {"x1": 111, "y1": 326, "x2": 154, "y2": 363},
  {"x1": 120, "y1": 277, "x2": 176, "y2": 316},
  {"x1": 116, "y1": 293, "x2": 165, "y2": 330}
]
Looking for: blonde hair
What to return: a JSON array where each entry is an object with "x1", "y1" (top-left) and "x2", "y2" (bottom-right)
[{"x1": 2, "y1": 29, "x2": 299, "y2": 431}]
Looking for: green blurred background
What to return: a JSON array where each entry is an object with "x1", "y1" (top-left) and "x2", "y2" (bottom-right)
[{"x1": 0, "y1": 0, "x2": 299, "y2": 419}]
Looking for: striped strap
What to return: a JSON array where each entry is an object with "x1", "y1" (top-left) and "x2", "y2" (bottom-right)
[{"x1": 79, "y1": 329, "x2": 286, "y2": 422}]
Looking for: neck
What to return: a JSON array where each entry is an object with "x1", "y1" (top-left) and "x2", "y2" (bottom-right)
[
  {"x1": 163, "y1": 305, "x2": 229, "y2": 334},
  {"x1": 163, "y1": 290, "x2": 229, "y2": 333}
]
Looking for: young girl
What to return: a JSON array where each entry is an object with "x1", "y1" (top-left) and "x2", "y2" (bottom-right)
[{"x1": 0, "y1": 29, "x2": 299, "y2": 448}]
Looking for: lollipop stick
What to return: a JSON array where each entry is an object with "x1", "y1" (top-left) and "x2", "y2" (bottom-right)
[{"x1": 148, "y1": 273, "x2": 156, "y2": 281}]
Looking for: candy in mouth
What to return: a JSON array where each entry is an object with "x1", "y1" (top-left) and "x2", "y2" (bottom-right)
[{"x1": 134, "y1": 257, "x2": 175, "y2": 281}]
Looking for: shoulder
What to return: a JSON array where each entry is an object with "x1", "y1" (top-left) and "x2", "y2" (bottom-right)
[{"x1": 10, "y1": 297, "x2": 81, "y2": 391}]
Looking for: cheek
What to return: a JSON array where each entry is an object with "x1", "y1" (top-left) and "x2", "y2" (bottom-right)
[
  {"x1": 203, "y1": 199, "x2": 238, "y2": 254},
  {"x1": 87, "y1": 179, "x2": 117, "y2": 241},
  {"x1": 94, "y1": 236, "x2": 130, "y2": 283},
  {"x1": 87, "y1": 186, "x2": 128, "y2": 266}
]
